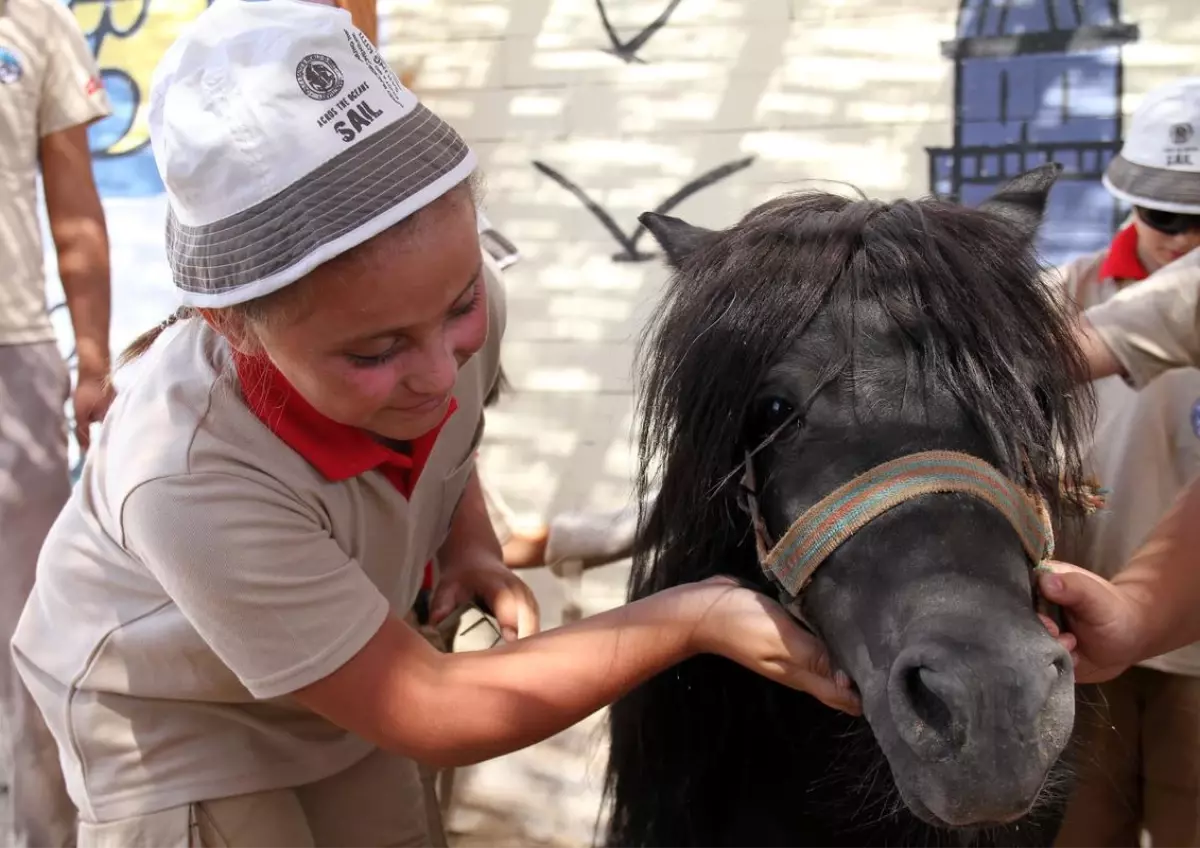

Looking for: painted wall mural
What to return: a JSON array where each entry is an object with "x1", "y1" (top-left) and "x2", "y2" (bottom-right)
[
  {"x1": 532, "y1": 155, "x2": 757, "y2": 262},
  {"x1": 928, "y1": 0, "x2": 1140, "y2": 266},
  {"x1": 67, "y1": 0, "x2": 214, "y2": 198}
]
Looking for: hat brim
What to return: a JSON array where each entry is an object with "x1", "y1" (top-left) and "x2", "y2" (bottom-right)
[
  {"x1": 166, "y1": 103, "x2": 477, "y2": 309},
  {"x1": 1103, "y1": 154, "x2": 1200, "y2": 215}
]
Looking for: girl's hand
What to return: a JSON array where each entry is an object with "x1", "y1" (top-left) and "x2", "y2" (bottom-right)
[
  {"x1": 1036, "y1": 560, "x2": 1151, "y2": 683},
  {"x1": 430, "y1": 555, "x2": 541, "y2": 642},
  {"x1": 687, "y1": 576, "x2": 862, "y2": 715}
]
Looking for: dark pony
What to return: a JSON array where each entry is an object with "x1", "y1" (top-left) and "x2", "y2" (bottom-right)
[{"x1": 603, "y1": 165, "x2": 1095, "y2": 847}]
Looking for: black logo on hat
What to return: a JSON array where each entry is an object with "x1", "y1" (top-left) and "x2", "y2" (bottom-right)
[
  {"x1": 1170, "y1": 123, "x2": 1194, "y2": 145},
  {"x1": 296, "y1": 54, "x2": 344, "y2": 101}
]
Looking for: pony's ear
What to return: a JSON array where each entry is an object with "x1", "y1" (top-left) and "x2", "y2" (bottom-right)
[
  {"x1": 639, "y1": 212, "x2": 714, "y2": 267},
  {"x1": 976, "y1": 162, "x2": 1063, "y2": 242}
]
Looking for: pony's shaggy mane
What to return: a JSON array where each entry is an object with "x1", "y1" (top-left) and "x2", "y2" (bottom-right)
[
  {"x1": 603, "y1": 190, "x2": 1095, "y2": 845},
  {"x1": 626, "y1": 190, "x2": 1093, "y2": 601}
]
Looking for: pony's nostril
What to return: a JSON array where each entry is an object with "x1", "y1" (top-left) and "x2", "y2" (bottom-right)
[
  {"x1": 1048, "y1": 649, "x2": 1073, "y2": 681},
  {"x1": 906, "y1": 667, "x2": 951, "y2": 728},
  {"x1": 890, "y1": 657, "x2": 970, "y2": 760},
  {"x1": 1052, "y1": 655, "x2": 1069, "y2": 678}
]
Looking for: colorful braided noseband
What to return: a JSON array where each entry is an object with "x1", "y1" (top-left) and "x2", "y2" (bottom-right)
[{"x1": 741, "y1": 450, "x2": 1056, "y2": 607}]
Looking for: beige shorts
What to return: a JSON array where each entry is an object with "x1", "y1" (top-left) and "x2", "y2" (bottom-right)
[
  {"x1": 76, "y1": 747, "x2": 447, "y2": 848},
  {"x1": 1056, "y1": 666, "x2": 1200, "y2": 847},
  {"x1": 0, "y1": 341, "x2": 75, "y2": 848}
]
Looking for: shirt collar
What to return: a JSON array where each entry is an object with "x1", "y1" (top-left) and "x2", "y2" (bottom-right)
[
  {"x1": 1098, "y1": 224, "x2": 1150, "y2": 284},
  {"x1": 233, "y1": 352, "x2": 457, "y2": 493}
]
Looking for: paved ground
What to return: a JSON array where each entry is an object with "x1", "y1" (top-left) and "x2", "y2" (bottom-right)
[{"x1": 441, "y1": 561, "x2": 630, "y2": 848}]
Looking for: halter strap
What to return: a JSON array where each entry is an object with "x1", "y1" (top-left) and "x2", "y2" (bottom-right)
[{"x1": 741, "y1": 450, "x2": 1055, "y2": 602}]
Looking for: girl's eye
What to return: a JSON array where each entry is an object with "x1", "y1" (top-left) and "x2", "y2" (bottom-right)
[
  {"x1": 347, "y1": 342, "x2": 401, "y2": 368},
  {"x1": 747, "y1": 396, "x2": 802, "y2": 444},
  {"x1": 344, "y1": 282, "x2": 479, "y2": 368},
  {"x1": 451, "y1": 283, "x2": 481, "y2": 318}
]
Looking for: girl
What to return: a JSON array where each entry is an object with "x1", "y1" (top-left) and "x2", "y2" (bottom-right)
[{"x1": 10, "y1": 2, "x2": 858, "y2": 846}]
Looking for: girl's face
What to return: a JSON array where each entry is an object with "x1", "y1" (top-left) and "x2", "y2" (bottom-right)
[
  {"x1": 254, "y1": 189, "x2": 490, "y2": 442},
  {"x1": 1133, "y1": 207, "x2": 1200, "y2": 273}
]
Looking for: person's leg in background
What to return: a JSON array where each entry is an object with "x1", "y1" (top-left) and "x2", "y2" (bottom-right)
[
  {"x1": 1054, "y1": 674, "x2": 1142, "y2": 847},
  {"x1": 1141, "y1": 667, "x2": 1200, "y2": 846},
  {"x1": 0, "y1": 343, "x2": 77, "y2": 847},
  {"x1": 497, "y1": 492, "x2": 652, "y2": 572}
]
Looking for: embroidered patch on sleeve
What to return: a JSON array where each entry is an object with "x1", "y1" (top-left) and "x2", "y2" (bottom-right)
[{"x1": 0, "y1": 47, "x2": 23, "y2": 85}]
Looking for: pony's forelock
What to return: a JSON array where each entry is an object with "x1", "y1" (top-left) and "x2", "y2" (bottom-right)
[{"x1": 628, "y1": 189, "x2": 1094, "y2": 601}]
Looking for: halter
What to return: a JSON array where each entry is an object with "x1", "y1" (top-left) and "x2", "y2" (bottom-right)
[{"x1": 738, "y1": 449, "x2": 1066, "y2": 625}]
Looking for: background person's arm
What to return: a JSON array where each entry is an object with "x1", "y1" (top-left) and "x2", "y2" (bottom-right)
[
  {"x1": 1074, "y1": 317, "x2": 1126, "y2": 382},
  {"x1": 38, "y1": 1, "x2": 114, "y2": 448},
  {"x1": 335, "y1": 0, "x2": 378, "y2": 44},
  {"x1": 1075, "y1": 249, "x2": 1200, "y2": 386},
  {"x1": 40, "y1": 124, "x2": 112, "y2": 447},
  {"x1": 1040, "y1": 475, "x2": 1200, "y2": 682},
  {"x1": 1115, "y1": 477, "x2": 1200, "y2": 659}
]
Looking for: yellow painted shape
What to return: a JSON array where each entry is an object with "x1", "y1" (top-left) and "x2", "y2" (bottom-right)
[{"x1": 70, "y1": 0, "x2": 210, "y2": 156}]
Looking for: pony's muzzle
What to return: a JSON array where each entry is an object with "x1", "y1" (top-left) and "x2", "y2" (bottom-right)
[{"x1": 885, "y1": 633, "x2": 1074, "y2": 824}]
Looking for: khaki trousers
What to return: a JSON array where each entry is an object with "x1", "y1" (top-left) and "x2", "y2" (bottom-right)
[
  {"x1": 0, "y1": 342, "x2": 76, "y2": 848},
  {"x1": 1056, "y1": 666, "x2": 1200, "y2": 847},
  {"x1": 74, "y1": 617, "x2": 455, "y2": 848},
  {"x1": 76, "y1": 747, "x2": 447, "y2": 848}
]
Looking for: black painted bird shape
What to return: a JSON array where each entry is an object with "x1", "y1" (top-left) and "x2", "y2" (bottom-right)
[
  {"x1": 532, "y1": 156, "x2": 756, "y2": 262},
  {"x1": 595, "y1": 0, "x2": 686, "y2": 64}
]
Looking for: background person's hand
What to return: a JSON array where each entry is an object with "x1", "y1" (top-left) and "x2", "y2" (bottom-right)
[
  {"x1": 430, "y1": 554, "x2": 541, "y2": 642},
  {"x1": 73, "y1": 372, "x2": 115, "y2": 452},
  {"x1": 688, "y1": 576, "x2": 862, "y2": 715},
  {"x1": 1036, "y1": 560, "x2": 1151, "y2": 683}
]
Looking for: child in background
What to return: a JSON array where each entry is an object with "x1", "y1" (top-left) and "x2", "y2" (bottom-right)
[{"x1": 1049, "y1": 76, "x2": 1200, "y2": 848}]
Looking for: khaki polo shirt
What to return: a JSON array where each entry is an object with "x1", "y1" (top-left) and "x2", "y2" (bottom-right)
[
  {"x1": 0, "y1": 0, "x2": 110, "y2": 345},
  {"x1": 1084, "y1": 248, "x2": 1200, "y2": 389},
  {"x1": 1049, "y1": 249, "x2": 1200, "y2": 677},
  {"x1": 11, "y1": 258, "x2": 505, "y2": 822}
]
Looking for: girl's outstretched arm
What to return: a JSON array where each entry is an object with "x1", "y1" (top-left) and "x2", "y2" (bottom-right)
[{"x1": 294, "y1": 579, "x2": 860, "y2": 768}]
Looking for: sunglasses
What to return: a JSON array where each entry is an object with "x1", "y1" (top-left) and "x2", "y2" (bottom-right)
[{"x1": 1136, "y1": 206, "x2": 1200, "y2": 236}]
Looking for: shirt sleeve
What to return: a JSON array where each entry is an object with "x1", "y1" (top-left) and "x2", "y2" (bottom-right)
[
  {"x1": 121, "y1": 471, "x2": 391, "y2": 700},
  {"x1": 37, "y1": 1, "x2": 111, "y2": 137},
  {"x1": 1082, "y1": 250, "x2": 1200, "y2": 389}
]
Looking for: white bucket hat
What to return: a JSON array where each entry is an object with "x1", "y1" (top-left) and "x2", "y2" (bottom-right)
[
  {"x1": 148, "y1": 0, "x2": 477, "y2": 308},
  {"x1": 1103, "y1": 76, "x2": 1200, "y2": 215}
]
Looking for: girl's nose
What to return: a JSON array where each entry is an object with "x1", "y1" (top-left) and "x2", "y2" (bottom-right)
[{"x1": 406, "y1": 337, "x2": 458, "y2": 398}]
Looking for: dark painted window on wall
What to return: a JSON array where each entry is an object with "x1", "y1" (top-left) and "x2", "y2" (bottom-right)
[{"x1": 929, "y1": 0, "x2": 1139, "y2": 268}]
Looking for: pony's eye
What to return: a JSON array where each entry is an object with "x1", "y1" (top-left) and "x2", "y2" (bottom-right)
[{"x1": 748, "y1": 396, "x2": 801, "y2": 444}]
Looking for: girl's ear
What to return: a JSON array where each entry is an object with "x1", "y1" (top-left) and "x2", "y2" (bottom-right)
[{"x1": 199, "y1": 307, "x2": 260, "y2": 356}]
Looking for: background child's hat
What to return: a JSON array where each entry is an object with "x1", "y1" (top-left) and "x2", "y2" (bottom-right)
[
  {"x1": 148, "y1": 0, "x2": 477, "y2": 308},
  {"x1": 1103, "y1": 77, "x2": 1200, "y2": 216}
]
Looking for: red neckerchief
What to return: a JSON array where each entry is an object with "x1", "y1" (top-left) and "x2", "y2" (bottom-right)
[
  {"x1": 234, "y1": 353, "x2": 459, "y2": 591},
  {"x1": 233, "y1": 352, "x2": 457, "y2": 497},
  {"x1": 1098, "y1": 225, "x2": 1150, "y2": 284}
]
